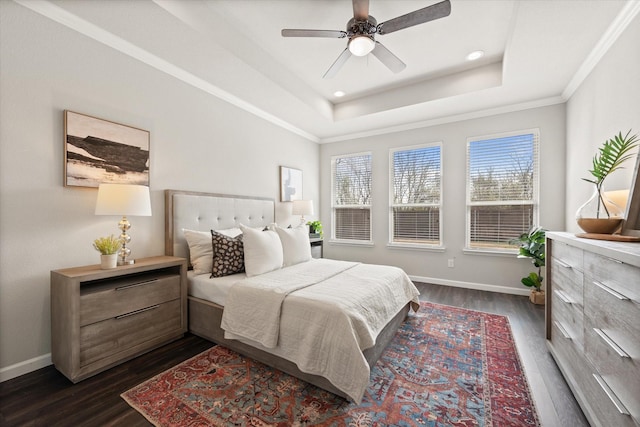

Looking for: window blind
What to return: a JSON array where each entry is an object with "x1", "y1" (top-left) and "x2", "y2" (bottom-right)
[
  {"x1": 466, "y1": 131, "x2": 539, "y2": 249},
  {"x1": 331, "y1": 153, "x2": 372, "y2": 241},
  {"x1": 391, "y1": 144, "x2": 441, "y2": 245}
]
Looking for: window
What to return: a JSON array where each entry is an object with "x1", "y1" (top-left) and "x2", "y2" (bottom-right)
[
  {"x1": 331, "y1": 153, "x2": 372, "y2": 242},
  {"x1": 390, "y1": 143, "x2": 442, "y2": 246},
  {"x1": 466, "y1": 130, "x2": 539, "y2": 251}
]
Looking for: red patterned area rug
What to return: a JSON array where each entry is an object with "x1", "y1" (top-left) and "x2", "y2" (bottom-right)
[{"x1": 122, "y1": 302, "x2": 540, "y2": 426}]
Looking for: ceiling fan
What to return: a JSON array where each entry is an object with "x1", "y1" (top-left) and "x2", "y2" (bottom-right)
[{"x1": 281, "y1": 0, "x2": 451, "y2": 78}]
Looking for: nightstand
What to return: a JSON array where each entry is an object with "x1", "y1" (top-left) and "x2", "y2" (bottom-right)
[
  {"x1": 310, "y1": 237, "x2": 323, "y2": 258},
  {"x1": 50, "y1": 256, "x2": 187, "y2": 383}
]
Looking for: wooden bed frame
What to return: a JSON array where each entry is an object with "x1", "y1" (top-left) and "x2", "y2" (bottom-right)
[{"x1": 164, "y1": 189, "x2": 409, "y2": 399}]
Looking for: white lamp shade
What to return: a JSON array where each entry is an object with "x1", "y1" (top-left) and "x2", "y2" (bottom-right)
[
  {"x1": 348, "y1": 36, "x2": 375, "y2": 56},
  {"x1": 292, "y1": 200, "x2": 314, "y2": 216},
  {"x1": 95, "y1": 184, "x2": 152, "y2": 216}
]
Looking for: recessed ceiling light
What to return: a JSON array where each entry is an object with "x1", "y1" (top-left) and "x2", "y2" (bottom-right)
[
  {"x1": 466, "y1": 50, "x2": 484, "y2": 61},
  {"x1": 334, "y1": 91, "x2": 346, "y2": 97}
]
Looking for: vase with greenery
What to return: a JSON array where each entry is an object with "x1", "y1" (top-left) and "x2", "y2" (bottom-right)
[
  {"x1": 93, "y1": 235, "x2": 121, "y2": 269},
  {"x1": 512, "y1": 226, "x2": 546, "y2": 304},
  {"x1": 306, "y1": 220, "x2": 323, "y2": 237},
  {"x1": 577, "y1": 130, "x2": 639, "y2": 234}
]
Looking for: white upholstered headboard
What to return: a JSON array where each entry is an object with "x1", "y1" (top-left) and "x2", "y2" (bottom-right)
[{"x1": 165, "y1": 190, "x2": 275, "y2": 260}]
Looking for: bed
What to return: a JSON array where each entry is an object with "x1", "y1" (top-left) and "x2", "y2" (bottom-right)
[{"x1": 164, "y1": 189, "x2": 420, "y2": 402}]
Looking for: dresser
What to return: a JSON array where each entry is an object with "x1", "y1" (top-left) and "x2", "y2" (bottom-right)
[
  {"x1": 51, "y1": 256, "x2": 187, "y2": 383},
  {"x1": 546, "y1": 232, "x2": 640, "y2": 427}
]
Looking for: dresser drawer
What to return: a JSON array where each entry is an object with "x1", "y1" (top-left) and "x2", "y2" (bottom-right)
[
  {"x1": 550, "y1": 256, "x2": 583, "y2": 301},
  {"x1": 549, "y1": 319, "x2": 587, "y2": 384},
  {"x1": 552, "y1": 241, "x2": 583, "y2": 271},
  {"x1": 584, "y1": 281, "x2": 640, "y2": 423},
  {"x1": 584, "y1": 252, "x2": 640, "y2": 302},
  {"x1": 551, "y1": 287, "x2": 584, "y2": 349},
  {"x1": 80, "y1": 273, "x2": 181, "y2": 326},
  {"x1": 80, "y1": 299, "x2": 182, "y2": 366}
]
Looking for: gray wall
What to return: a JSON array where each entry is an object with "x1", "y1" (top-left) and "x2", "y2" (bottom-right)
[
  {"x1": 320, "y1": 105, "x2": 567, "y2": 292},
  {"x1": 565, "y1": 14, "x2": 640, "y2": 231},
  {"x1": 0, "y1": 2, "x2": 319, "y2": 379}
]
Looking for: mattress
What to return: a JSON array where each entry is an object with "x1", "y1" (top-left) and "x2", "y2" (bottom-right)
[{"x1": 187, "y1": 270, "x2": 246, "y2": 306}]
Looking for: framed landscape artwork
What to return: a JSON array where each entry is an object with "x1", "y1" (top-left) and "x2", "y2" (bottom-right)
[
  {"x1": 280, "y1": 166, "x2": 302, "y2": 201},
  {"x1": 64, "y1": 110, "x2": 150, "y2": 188}
]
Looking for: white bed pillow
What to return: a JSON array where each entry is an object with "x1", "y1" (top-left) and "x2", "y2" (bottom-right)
[
  {"x1": 275, "y1": 224, "x2": 312, "y2": 267},
  {"x1": 240, "y1": 224, "x2": 283, "y2": 277},
  {"x1": 183, "y1": 228, "x2": 241, "y2": 275}
]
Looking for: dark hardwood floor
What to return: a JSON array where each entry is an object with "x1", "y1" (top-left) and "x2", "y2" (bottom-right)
[{"x1": 0, "y1": 283, "x2": 588, "y2": 426}]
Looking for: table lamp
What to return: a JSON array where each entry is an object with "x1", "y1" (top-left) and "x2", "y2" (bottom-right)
[
  {"x1": 95, "y1": 184, "x2": 152, "y2": 265},
  {"x1": 292, "y1": 200, "x2": 314, "y2": 225}
]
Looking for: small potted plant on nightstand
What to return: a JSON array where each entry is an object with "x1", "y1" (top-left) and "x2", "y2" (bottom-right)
[
  {"x1": 93, "y1": 235, "x2": 121, "y2": 269},
  {"x1": 307, "y1": 220, "x2": 323, "y2": 238},
  {"x1": 512, "y1": 226, "x2": 546, "y2": 304}
]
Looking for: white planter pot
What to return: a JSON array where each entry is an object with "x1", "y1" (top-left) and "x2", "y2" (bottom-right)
[{"x1": 100, "y1": 254, "x2": 118, "y2": 269}]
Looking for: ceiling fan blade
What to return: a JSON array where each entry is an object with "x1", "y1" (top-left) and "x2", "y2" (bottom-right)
[
  {"x1": 323, "y1": 48, "x2": 351, "y2": 79},
  {"x1": 377, "y1": 0, "x2": 451, "y2": 35},
  {"x1": 281, "y1": 29, "x2": 347, "y2": 38},
  {"x1": 352, "y1": 0, "x2": 370, "y2": 21},
  {"x1": 371, "y1": 42, "x2": 406, "y2": 73}
]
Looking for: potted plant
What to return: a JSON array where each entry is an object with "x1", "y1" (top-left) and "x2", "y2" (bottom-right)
[
  {"x1": 512, "y1": 226, "x2": 546, "y2": 304},
  {"x1": 93, "y1": 235, "x2": 121, "y2": 269},
  {"x1": 306, "y1": 220, "x2": 323, "y2": 238},
  {"x1": 577, "y1": 130, "x2": 638, "y2": 234}
]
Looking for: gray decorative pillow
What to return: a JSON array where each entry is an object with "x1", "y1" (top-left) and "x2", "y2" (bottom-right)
[{"x1": 211, "y1": 230, "x2": 245, "y2": 278}]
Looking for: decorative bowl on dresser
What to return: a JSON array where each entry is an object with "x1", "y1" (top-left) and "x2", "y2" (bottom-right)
[
  {"x1": 50, "y1": 256, "x2": 187, "y2": 383},
  {"x1": 546, "y1": 232, "x2": 640, "y2": 427}
]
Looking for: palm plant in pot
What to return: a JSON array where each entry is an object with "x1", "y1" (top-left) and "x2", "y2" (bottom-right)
[
  {"x1": 577, "y1": 130, "x2": 638, "y2": 234},
  {"x1": 512, "y1": 226, "x2": 546, "y2": 304}
]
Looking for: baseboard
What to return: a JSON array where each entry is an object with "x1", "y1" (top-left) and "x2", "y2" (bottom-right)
[
  {"x1": 0, "y1": 353, "x2": 52, "y2": 383},
  {"x1": 409, "y1": 275, "x2": 531, "y2": 296}
]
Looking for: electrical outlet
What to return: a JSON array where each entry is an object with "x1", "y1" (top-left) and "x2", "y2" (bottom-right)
[{"x1": 448, "y1": 259, "x2": 454, "y2": 268}]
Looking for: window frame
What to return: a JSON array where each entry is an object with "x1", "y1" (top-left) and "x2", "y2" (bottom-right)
[
  {"x1": 330, "y1": 152, "x2": 373, "y2": 245},
  {"x1": 388, "y1": 142, "x2": 444, "y2": 250},
  {"x1": 464, "y1": 129, "x2": 540, "y2": 254}
]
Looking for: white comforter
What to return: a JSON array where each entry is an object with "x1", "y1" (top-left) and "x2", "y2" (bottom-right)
[{"x1": 220, "y1": 258, "x2": 420, "y2": 403}]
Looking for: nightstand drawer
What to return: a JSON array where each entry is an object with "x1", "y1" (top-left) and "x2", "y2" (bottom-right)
[
  {"x1": 80, "y1": 299, "x2": 181, "y2": 366},
  {"x1": 80, "y1": 273, "x2": 181, "y2": 326}
]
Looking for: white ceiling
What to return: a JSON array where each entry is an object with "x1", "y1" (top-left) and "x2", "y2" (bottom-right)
[{"x1": 25, "y1": 0, "x2": 637, "y2": 142}]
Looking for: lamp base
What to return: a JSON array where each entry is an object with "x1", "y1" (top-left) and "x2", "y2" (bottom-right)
[{"x1": 118, "y1": 259, "x2": 135, "y2": 266}]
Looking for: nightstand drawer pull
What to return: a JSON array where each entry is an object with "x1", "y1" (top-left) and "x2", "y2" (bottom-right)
[
  {"x1": 593, "y1": 374, "x2": 630, "y2": 415},
  {"x1": 116, "y1": 304, "x2": 159, "y2": 319},
  {"x1": 116, "y1": 279, "x2": 158, "y2": 291},
  {"x1": 555, "y1": 259, "x2": 572, "y2": 269},
  {"x1": 553, "y1": 289, "x2": 572, "y2": 304},
  {"x1": 593, "y1": 280, "x2": 630, "y2": 301},
  {"x1": 593, "y1": 328, "x2": 630, "y2": 358},
  {"x1": 554, "y1": 321, "x2": 571, "y2": 340}
]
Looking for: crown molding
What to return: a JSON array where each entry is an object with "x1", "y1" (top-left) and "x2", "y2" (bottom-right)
[
  {"x1": 13, "y1": 0, "x2": 320, "y2": 143},
  {"x1": 562, "y1": 0, "x2": 640, "y2": 100}
]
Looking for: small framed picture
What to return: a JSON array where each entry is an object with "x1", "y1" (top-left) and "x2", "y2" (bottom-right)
[
  {"x1": 280, "y1": 166, "x2": 302, "y2": 202},
  {"x1": 64, "y1": 110, "x2": 150, "y2": 188}
]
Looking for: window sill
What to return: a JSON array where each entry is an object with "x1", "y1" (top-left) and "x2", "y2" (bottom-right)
[
  {"x1": 328, "y1": 239, "x2": 374, "y2": 247},
  {"x1": 463, "y1": 247, "x2": 517, "y2": 257},
  {"x1": 387, "y1": 243, "x2": 446, "y2": 252}
]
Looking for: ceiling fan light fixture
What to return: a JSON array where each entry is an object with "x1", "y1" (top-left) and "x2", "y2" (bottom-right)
[{"x1": 348, "y1": 36, "x2": 375, "y2": 57}]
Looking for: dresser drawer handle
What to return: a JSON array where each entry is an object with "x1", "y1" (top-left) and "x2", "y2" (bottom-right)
[
  {"x1": 593, "y1": 281, "x2": 630, "y2": 301},
  {"x1": 593, "y1": 328, "x2": 630, "y2": 358},
  {"x1": 554, "y1": 321, "x2": 571, "y2": 340},
  {"x1": 115, "y1": 304, "x2": 160, "y2": 319},
  {"x1": 555, "y1": 259, "x2": 572, "y2": 269},
  {"x1": 116, "y1": 279, "x2": 158, "y2": 291},
  {"x1": 553, "y1": 289, "x2": 572, "y2": 304},
  {"x1": 592, "y1": 374, "x2": 630, "y2": 416}
]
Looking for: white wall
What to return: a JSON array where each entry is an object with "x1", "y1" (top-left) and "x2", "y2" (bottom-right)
[
  {"x1": 320, "y1": 104, "x2": 566, "y2": 293},
  {"x1": 0, "y1": 2, "x2": 319, "y2": 379},
  {"x1": 565, "y1": 14, "x2": 640, "y2": 231}
]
